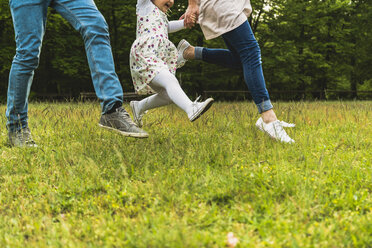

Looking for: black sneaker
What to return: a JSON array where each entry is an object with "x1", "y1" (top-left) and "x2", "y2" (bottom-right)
[
  {"x1": 99, "y1": 107, "x2": 149, "y2": 138},
  {"x1": 8, "y1": 127, "x2": 38, "y2": 147}
]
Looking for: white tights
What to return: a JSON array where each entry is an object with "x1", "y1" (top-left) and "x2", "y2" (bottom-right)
[{"x1": 136, "y1": 69, "x2": 193, "y2": 115}]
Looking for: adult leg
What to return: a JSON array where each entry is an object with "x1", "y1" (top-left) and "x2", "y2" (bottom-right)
[
  {"x1": 221, "y1": 22, "x2": 294, "y2": 142},
  {"x1": 51, "y1": 0, "x2": 147, "y2": 137},
  {"x1": 6, "y1": 1, "x2": 49, "y2": 132},
  {"x1": 51, "y1": 0, "x2": 123, "y2": 114},
  {"x1": 182, "y1": 23, "x2": 293, "y2": 142},
  {"x1": 181, "y1": 40, "x2": 241, "y2": 69},
  {"x1": 194, "y1": 41, "x2": 241, "y2": 69},
  {"x1": 221, "y1": 22, "x2": 275, "y2": 117},
  {"x1": 189, "y1": 22, "x2": 274, "y2": 116}
]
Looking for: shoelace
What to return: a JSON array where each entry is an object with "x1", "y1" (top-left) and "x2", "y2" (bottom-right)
[
  {"x1": 273, "y1": 121, "x2": 292, "y2": 141},
  {"x1": 279, "y1": 121, "x2": 295, "y2": 128},
  {"x1": 192, "y1": 96, "x2": 201, "y2": 104},
  {"x1": 138, "y1": 110, "x2": 147, "y2": 120},
  {"x1": 273, "y1": 121, "x2": 286, "y2": 134},
  {"x1": 18, "y1": 129, "x2": 37, "y2": 146},
  {"x1": 190, "y1": 96, "x2": 202, "y2": 111},
  {"x1": 116, "y1": 107, "x2": 136, "y2": 126}
]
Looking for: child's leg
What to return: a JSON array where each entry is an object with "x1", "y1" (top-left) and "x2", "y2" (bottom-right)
[
  {"x1": 136, "y1": 89, "x2": 172, "y2": 115},
  {"x1": 134, "y1": 69, "x2": 213, "y2": 123},
  {"x1": 148, "y1": 69, "x2": 193, "y2": 115}
]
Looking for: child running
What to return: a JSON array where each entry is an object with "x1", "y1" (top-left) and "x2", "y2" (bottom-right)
[{"x1": 129, "y1": 0, "x2": 214, "y2": 127}]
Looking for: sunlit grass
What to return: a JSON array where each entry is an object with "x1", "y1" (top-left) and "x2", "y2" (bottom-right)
[{"x1": 0, "y1": 101, "x2": 371, "y2": 247}]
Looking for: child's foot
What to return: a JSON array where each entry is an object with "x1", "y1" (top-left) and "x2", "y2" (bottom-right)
[
  {"x1": 188, "y1": 97, "x2": 214, "y2": 122},
  {"x1": 177, "y1": 39, "x2": 191, "y2": 68},
  {"x1": 130, "y1": 101, "x2": 145, "y2": 128},
  {"x1": 255, "y1": 117, "x2": 295, "y2": 143}
]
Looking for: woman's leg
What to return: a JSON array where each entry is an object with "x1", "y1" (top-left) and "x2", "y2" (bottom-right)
[
  {"x1": 183, "y1": 42, "x2": 241, "y2": 69},
  {"x1": 223, "y1": 22, "x2": 273, "y2": 114},
  {"x1": 185, "y1": 22, "x2": 276, "y2": 121},
  {"x1": 182, "y1": 23, "x2": 293, "y2": 142}
]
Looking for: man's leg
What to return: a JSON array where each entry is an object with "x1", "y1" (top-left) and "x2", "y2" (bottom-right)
[
  {"x1": 6, "y1": 0, "x2": 49, "y2": 146},
  {"x1": 51, "y1": 0, "x2": 122, "y2": 114},
  {"x1": 51, "y1": 0, "x2": 148, "y2": 137}
]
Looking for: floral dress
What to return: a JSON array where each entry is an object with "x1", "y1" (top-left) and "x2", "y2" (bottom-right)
[{"x1": 130, "y1": 4, "x2": 178, "y2": 95}]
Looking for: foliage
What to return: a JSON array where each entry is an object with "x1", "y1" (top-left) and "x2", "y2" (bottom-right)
[
  {"x1": 0, "y1": 101, "x2": 371, "y2": 247},
  {"x1": 258, "y1": 0, "x2": 372, "y2": 99},
  {"x1": 0, "y1": 0, "x2": 371, "y2": 99}
]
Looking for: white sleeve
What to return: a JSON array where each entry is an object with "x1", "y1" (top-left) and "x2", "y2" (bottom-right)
[
  {"x1": 168, "y1": 20, "x2": 185, "y2": 33},
  {"x1": 137, "y1": 0, "x2": 154, "y2": 16}
]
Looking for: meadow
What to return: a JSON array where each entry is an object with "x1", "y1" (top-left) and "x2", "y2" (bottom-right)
[{"x1": 0, "y1": 101, "x2": 371, "y2": 247}]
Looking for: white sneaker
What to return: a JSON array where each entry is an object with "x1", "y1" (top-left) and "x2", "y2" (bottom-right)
[
  {"x1": 255, "y1": 117, "x2": 295, "y2": 143},
  {"x1": 177, "y1": 39, "x2": 190, "y2": 69},
  {"x1": 130, "y1": 101, "x2": 146, "y2": 128},
  {"x1": 188, "y1": 97, "x2": 214, "y2": 122}
]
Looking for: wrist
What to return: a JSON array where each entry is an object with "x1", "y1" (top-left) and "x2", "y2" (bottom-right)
[{"x1": 188, "y1": 0, "x2": 198, "y2": 8}]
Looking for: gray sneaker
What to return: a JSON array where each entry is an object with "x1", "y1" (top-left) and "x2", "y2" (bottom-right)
[
  {"x1": 99, "y1": 107, "x2": 149, "y2": 138},
  {"x1": 8, "y1": 127, "x2": 38, "y2": 147}
]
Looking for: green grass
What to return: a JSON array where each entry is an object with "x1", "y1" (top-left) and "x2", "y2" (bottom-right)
[{"x1": 0, "y1": 101, "x2": 371, "y2": 247}]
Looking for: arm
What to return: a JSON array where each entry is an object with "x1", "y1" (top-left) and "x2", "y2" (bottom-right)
[{"x1": 168, "y1": 20, "x2": 185, "y2": 33}]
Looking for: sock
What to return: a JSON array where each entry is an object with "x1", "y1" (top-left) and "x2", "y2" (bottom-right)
[{"x1": 106, "y1": 101, "x2": 122, "y2": 114}]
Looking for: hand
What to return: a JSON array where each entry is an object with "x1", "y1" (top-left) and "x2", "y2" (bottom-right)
[{"x1": 184, "y1": 4, "x2": 199, "y2": 29}]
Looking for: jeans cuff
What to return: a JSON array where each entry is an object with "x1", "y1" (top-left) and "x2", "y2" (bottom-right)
[
  {"x1": 256, "y1": 100, "x2": 273, "y2": 114},
  {"x1": 7, "y1": 122, "x2": 27, "y2": 132},
  {"x1": 195, "y1": 47, "x2": 203, "y2": 60}
]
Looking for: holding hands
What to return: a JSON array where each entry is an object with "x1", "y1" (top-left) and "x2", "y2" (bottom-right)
[{"x1": 180, "y1": 1, "x2": 199, "y2": 29}]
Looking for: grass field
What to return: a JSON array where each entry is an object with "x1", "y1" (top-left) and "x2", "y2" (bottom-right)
[{"x1": 0, "y1": 101, "x2": 371, "y2": 247}]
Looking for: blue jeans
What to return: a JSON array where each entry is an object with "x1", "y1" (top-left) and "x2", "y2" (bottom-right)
[
  {"x1": 197, "y1": 21, "x2": 273, "y2": 113},
  {"x1": 7, "y1": 0, "x2": 123, "y2": 132}
]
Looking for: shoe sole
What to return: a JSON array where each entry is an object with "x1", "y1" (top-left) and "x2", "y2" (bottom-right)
[
  {"x1": 98, "y1": 124, "x2": 149, "y2": 138},
  {"x1": 176, "y1": 39, "x2": 189, "y2": 69},
  {"x1": 8, "y1": 142, "x2": 38, "y2": 148},
  {"x1": 255, "y1": 123, "x2": 264, "y2": 133},
  {"x1": 189, "y1": 98, "x2": 214, "y2": 122},
  {"x1": 130, "y1": 101, "x2": 143, "y2": 128}
]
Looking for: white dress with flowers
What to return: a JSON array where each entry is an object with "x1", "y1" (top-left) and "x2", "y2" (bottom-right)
[{"x1": 130, "y1": 0, "x2": 181, "y2": 95}]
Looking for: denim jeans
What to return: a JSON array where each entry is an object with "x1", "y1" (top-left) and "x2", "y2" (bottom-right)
[
  {"x1": 7, "y1": 0, "x2": 123, "y2": 132},
  {"x1": 196, "y1": 21, "x2": 273, "y2": 114}
]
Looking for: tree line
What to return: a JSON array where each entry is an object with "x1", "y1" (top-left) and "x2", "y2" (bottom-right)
[{"x1": 0, "y1": 0, "x2": 371, "y2": 101}]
